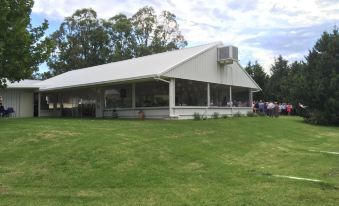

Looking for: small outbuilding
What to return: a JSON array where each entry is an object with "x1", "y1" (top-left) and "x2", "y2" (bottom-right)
[
  {"x1": 1, "y1": 42, "x2": 260, "y2": 119},
  {"x1": 0, "y1": 80, "x2": 40, "y2": 117}
]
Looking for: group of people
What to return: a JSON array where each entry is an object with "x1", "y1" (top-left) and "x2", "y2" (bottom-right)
[{"x1": 252, "y1": 100, "x2": 293, "y2": 117}]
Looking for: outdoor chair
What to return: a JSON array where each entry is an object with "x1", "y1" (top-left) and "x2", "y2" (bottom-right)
[
  {"x1": 5, "y1": 107, "x2": 15, "y2": 118},
  {"x1": 0, "y1": 106, "x2": 5, "y2": 118}
]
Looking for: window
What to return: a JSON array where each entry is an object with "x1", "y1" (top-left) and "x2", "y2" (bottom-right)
[
  {"x1": 40, "y1": 93, "x2": 58, "y2": 110},
  {"x1": 104, "y1": 84, "x2": 132, "y2": 109},
  {"x1": 232, "y1": 86, "x2": 250, "y2": 107},
  {"x1": 136, "y1": 81, "x2": 169, "y2": 107},
  {"x1": 210, "y1": 83, "x2": 230, "y2": 107},
  {"x1": 175, "y1": 79, "x2": 207, "y2": 106}
]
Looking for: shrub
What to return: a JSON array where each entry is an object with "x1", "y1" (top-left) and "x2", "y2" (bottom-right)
[
  {"x1": 246, "y1": 111, "x2": 256, "y2": 117},
  {"x1": 193, "y1": 112, "x2": 201, "y2": 120},
  {"x1": 221, "y1": 114, "x2": 228, "y2": 119},
  {"x1": 212, "y1": 112, "x2": 220, "y2": 119},
  {"x1": 233, "y1": 112, "x2": 242, "y2": 117},
  {"x1": 304, "y1": 110, "x2": 338, "y2": 125},
  {"x1": 257, "y1": 112, "x2": 266, "y2": 117}
]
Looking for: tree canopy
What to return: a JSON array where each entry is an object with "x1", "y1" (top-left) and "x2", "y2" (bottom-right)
[
  {"x1": 244, "y1": 61, "x2": 269, "y2": 101},
  {"x1": 0, "y1": 0, "x2": 53, "y2": 87},
  {"x1": 46, "y1": 6, "x2": 187, "y2": 76},
  {"x1": 300, "y1": 28, "x2": 339, "y2": 124}
]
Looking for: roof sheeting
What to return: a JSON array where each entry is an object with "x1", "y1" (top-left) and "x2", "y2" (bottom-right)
[
  {"x1": 6, "y1": 80, "x2": 41, "y2": 89},
  {"x1": 37, "y1": 42, "x2": 221, "y2": 91}
]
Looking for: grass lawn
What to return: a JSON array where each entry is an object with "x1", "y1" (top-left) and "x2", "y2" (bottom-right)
[{"x1": 0, "y1": 117, "x2": 338, "y2": 205}]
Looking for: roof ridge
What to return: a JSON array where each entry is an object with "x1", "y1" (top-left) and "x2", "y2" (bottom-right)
[{"x1": 60, "y1": 42, "x2": 222, "y2": 74}]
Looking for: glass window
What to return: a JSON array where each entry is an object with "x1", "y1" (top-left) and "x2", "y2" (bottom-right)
[
  {"x1": 175, "y1": 79, "x2": 207, "y2": 106},
  {"x1": 104, "y1": 84, "x2": 132, "y2": 108},
  {"x1": 40, "y1": 93, "x2": 58, "y2": 110},
  {"x1": 136, "y1": 81, "x2": 169, "y2": 107},
  {"x1": 60, "y1": 89, "x2": 96, "y2": 117},
  {"x1": 41, "y1": 89, "x2": 97, "y2": 117},
  {"x1": 210, "y1": 83, "x2": 230, "y2": 107},
  {"x1": 232, "y1": 86, "x2": 250, "y2": 107}
]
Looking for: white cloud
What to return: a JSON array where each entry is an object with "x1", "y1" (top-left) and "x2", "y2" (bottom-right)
[{"x1": 32, "y1": 0, "x2": 339, "y2": 72}]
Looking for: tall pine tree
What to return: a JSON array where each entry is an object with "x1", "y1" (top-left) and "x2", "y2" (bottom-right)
[{"x1": 301, "y1": 28, "x2": 339, "y2": 125}]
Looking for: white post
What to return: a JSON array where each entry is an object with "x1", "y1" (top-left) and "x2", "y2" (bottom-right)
[
  {"x1": 230, "y1": 86, "x2": 233, "y2": 115},
  {"x1": 169, "y1": 78, "x2": 175, "y2": 117},
  {"x1": 38, "y1": 92, "x2": 41, "y2": 117},
  {"x1": 229, "y1": 86, "x2": 232, "y2": 106},
  {"x1": 95, "y1": 88, "x2": 104, "y2": 118},
  {"x1": 207, "y1": 83, "x2": 210, "y2": 107},
  {"x1": 132, "y1": 83, "x2": 136, "y2": 109},
  {"x1": 249, "y1": 89, "x2": 253, "y2": 107}
]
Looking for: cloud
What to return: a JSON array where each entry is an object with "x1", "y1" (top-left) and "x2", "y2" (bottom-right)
[{"x1": 32, "y1": 0, "x2": 339, "y2": 72}]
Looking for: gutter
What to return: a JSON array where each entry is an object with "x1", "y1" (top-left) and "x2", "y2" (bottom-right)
[{"x1": 154, "y1": 76, "x2": 170, "y2": 84}]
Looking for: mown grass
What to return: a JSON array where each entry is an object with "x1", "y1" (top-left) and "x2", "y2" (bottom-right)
[{"x1": 0, "y1": 117, "x2": 338, "y2": 205}]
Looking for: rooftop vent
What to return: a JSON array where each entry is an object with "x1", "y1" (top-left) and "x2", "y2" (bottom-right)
[{"x1": 217, "y1": 46, "x2": 238, "y2": 64}]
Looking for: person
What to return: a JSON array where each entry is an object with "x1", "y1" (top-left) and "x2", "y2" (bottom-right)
[
  {"x1": 264, "y1": 102, "x2": 269, "y2": 116},
  {"x1": 252, "y1": 101, "x2": 256, "y2": 113},
  {"x1": 281, "y1": 103, "x2": 286, "y2": 115},
  {"x1": 274, "y1": 102, "x2": 280, "y2": 117},
  {"x1": 0, "y1": 103, "x2": 4, "y2": 117},
  {"x1": 254, "y1": 101, "x2": 259, "y2": 113},
  {"x1": 286, "y1": 103, "x2": 293, "y2": 116},
  {"x1": 258, "y1": 100, "x2": 264, "y2": 113},
  {"x1": 267, "y1": 102, "x2": 275, "y2": 117}
]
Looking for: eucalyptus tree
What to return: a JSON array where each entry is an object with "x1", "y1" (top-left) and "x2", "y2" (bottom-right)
[
  {"x1": 0, "y1": 0, "x2": 53, "y2": 87},
  {"x1": 48, "y1": 8, "x2": 111, "y2": 75}
]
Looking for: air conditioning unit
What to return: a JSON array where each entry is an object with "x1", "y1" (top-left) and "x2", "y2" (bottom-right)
[{"x1": 217, "y1": 46, "x2": 238, "y2": 64}]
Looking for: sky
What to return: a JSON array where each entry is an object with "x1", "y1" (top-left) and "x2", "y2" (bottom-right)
[{"x1": 31, "y1": 0, "x2": 339, "y2": 73}]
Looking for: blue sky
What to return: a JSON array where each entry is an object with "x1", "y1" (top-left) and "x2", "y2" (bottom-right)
[{"x1": 31, "y1": 0, "x2": 339, "y2": 73}]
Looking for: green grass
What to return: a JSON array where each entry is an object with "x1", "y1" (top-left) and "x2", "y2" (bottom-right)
[{"x1": 0, "y1": 117, "x2": 338, "y2": 205}]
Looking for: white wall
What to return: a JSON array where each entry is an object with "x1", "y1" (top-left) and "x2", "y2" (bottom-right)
[
  {"x1": 100, "y1": 107, "x2": 251, "y2": 120},
  {"x1": 172, "y1": 107, "x2": 251, "y2": 119},
  {"x1": 162, "y1": 46, "x2": 259, "y2": 89},
  {"x1": 0, "y1": 89, "x2": 35, "y2": 117},
  {"x1": 103, "y1": 107, "x2": 169, "y2": 119}
]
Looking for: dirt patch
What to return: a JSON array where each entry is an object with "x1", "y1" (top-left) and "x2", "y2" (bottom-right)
[
  {"x1": 76, "y1": 190, "x2": 102, "y2": 198},
  {"x1": 33, "y1": 130, "x2": 80, "y2": 141},
  {"x1": 194, "y1": 130, "x2": 214, "y2": 136},
  {"x1": 183, "y1": 162, "x2": 205, "y2": 172},
  {"x1": 319, "y1": 132, "x2": 339, "y2": 138}
]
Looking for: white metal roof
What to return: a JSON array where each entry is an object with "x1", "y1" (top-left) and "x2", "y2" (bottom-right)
[
  {"x1": 6, "y1": 79, "x2": 41, "y2": 89},
  {"x1": 38, "y1": 42, "x2": 222, "y2": 91}
]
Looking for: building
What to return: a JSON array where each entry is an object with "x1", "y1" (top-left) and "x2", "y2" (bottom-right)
[
  {"x1": 0, "y1": 80, "x2": 40, "y2": 117},
  {"x1": 0, "y1": 42, "x2": 260, "y2": 119}
]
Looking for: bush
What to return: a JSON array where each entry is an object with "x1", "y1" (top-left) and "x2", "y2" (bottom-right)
[
  {"x1": 304, "y1": 110, "x2": 339, "y2": 125},
  {"x1": 212, "y1": 112, "x2": 220, "y2": 119},
  {"x1": 221, "y1": 114, "x2": 228, "y2": 119},
  {"x1": 193, "y1": 112, "x2": 201, "y2": 120},
  {"x1": 257, "y1": 112, "x2": 266, "y2": 117},
  {"x1": 202, "y1": 115, "x2": 208, "y2": 120},
  {"x1": 233, "y1": 112, "x2": 242, "y2": 117},
  {"x1": 246, "y1": 111, "x2": 257, "y2": 117}
]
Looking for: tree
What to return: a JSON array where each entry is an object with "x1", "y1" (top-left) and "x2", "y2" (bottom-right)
[
  {"x1": 131, "y1": 6, "x2": 187, "y2": 57},
  {"x1": 301, "y1": 28, "x2": 339, "y2": 125},
  {"x1": 103, "y1": 14, "x2": 135, "y2": 62},
  {"x1": 47, "y1": 8, "x2": 111, "y2": 75},
  {"x1": 47, "y1": 6, "x2": 187, "y2": 76},
  {"x1": 266, "y1": 55, "x2": 291, "y2": 102},
  {"x1": 287, "y1": 61, "x2": 306, "y2": 105},
  {"x1": 0, "y1": 0, "x2": 53, "y2": 87},
  {"x1": 244, "y1": 61, "x2": 269, "y2": 101}
]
